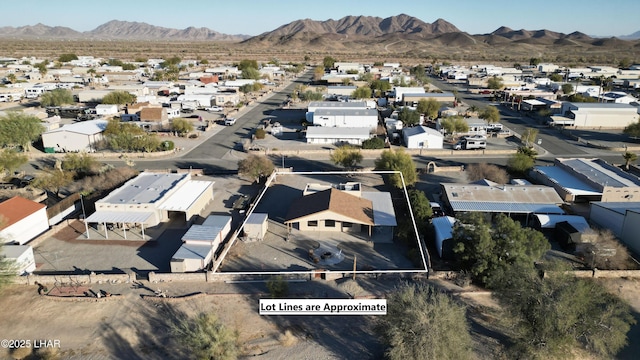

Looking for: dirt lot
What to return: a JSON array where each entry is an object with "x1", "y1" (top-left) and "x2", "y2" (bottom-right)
[{"x1": 1, "y1": 276, "x2": 638, "y2": 359}]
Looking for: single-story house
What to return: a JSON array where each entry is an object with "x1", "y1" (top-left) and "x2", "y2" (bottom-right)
[
  {"x1": 0, "y1": 245, "x2": 36, "y2": 275},
  {"x1": 284, "y1": 186, "x2": 397, "y2": 243},
  {"x1": 401, "y1": 92, "x2": 455, "y2": 106},
  {"x1": 306, "y1": 126, "x2": 371, "y2": 145},
  {"x1": 214, "y1": 90, "x2": 240, "y2": 106},
  {"x1": 402, "y1": 126, "x2": 444, "y2": 149},
  {"x1": 307, "y1": 101, "x2": 369, "y2": 114},
  {"x1": 139, "y1": 107, "x2": 169, "y2": 125},
  {"x1": 326, "y1": 86, "x2": 357, "y2": 97},
  {"x1": 0, "y1": 196, "x2": 48, "y2": 245},
  {"x1": 559, "y1": 102, "x2": 639, "y2": 129},
  {"x1": 41, "y1": 119, "x2": 107, "y2": 153},
  {"x1": 440, "y1": 182, "x2": 565, "y2": 221},
  {"x1": 390, "y1": 87, "x2": 425, "y2": 103}
]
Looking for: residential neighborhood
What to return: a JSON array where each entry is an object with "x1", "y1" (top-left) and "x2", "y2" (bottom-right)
[{"x1": 1, "y1": 6, "x2": 640, "y2": 360}]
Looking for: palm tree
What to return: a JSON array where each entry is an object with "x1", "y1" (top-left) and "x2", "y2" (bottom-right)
[{"x1": 623, "y1": 152, "x2": 638, "y2": 170}]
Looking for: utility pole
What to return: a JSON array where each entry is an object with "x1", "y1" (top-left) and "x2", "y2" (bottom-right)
[{"x1": 352, "y1": 255, "x2": 357, "y2": 280}]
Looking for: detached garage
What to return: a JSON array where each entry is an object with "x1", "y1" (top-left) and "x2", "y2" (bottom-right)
[
  {"x1": 403, "y1": 126, "x2": 444, "y2": 149},
  {"x1": 41, "y1": 119, "x2": 107, "y2": 153},
  {"x1": 0, "y1": 196, "x2": 48, "y2": 245}
]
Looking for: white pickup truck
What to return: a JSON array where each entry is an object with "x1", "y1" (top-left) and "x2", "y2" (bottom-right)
[{"x1": 224, "y1": 118, "x2": 237, "y2": 126}]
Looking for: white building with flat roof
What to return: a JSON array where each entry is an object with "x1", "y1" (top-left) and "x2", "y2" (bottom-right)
[
  {"x1": 311, "y1": 108, "x2": 378, "y2": 130},
  {"x1": 85, "y1": 172, "x2": 214, "y2": 237},
  {"x1": 41, "y1": 119, "x2": 107, "y2": 153}
]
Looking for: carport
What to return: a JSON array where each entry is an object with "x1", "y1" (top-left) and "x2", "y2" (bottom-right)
[{"x1": 84, "y1": 211, "x2": 153, "y2": 240}]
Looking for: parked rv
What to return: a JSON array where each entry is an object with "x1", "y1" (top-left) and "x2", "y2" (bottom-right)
[{"x1": 454, "y1": 136, "x2": 487, "y2": 150}]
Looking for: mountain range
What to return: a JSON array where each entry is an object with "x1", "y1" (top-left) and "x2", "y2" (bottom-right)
[{"x1": 0, "y1": 15, "x2": 638, "y2": 46}]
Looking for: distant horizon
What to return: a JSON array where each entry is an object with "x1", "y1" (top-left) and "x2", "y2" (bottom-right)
[{"x1": 1, "y1": 0, "x2": 638, "y2": 38}]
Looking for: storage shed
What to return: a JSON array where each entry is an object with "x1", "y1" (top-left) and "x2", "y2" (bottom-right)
[
  {"x1": 243, "y1": 213, "x2": 269, "y2": 241},
  {"x1": 432, "y1": 216, "x2": 456, "y2": 259},
  {"x1": 170, "y1": 243, "x2": 213, "y2": 272},
  {"x1": 0, "y1": 245, "x2": 36, "y2": 274},
  {"x1": 0, "y1": 196, "x2": 48, "y2": 245}
]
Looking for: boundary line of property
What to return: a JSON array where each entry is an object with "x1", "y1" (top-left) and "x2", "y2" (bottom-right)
[{"x1": 211, "y1": 170, "x2": 430, "y2": 276}]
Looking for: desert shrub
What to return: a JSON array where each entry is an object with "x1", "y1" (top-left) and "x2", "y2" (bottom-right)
[
  {"x1": 465, "y1": 163, "x2": 509, "y2": 184},
  {"x1": 172, "y1": 313, "x2": 238, "y2": 360},
  {"x1": 266, "y1": 275, "x2": 289, "y2": 298},
  {"x1": 254, "y1": 128, "x2": 266, "y2": 139},
  {"x1": 362, "y1": 137, "x2": 385, "y2": 149}
]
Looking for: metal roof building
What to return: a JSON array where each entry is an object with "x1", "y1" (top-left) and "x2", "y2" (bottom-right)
[
  {"x1": 531, "y1": 158, "x2": 640, "y2": 202},
  {"x1": 441, "y1": 183, "x2": 564, "y2": 215},
  {"x1": 85, "y1": 172, "x2": 214, "y2": 239}
]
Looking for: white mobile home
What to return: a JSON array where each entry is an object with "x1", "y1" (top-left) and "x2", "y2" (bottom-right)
[
  {"x1": 306, "y1": 127, "x2": 371, "y2": 145},
  {"x1": 312, "y1": 108, "x2": 378, "y2": 130}
]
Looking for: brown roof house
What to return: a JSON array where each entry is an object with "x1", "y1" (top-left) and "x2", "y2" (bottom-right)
[
  {"x1": 139, "y1": 107, "x2": 169, "y2": 128},
  {"x1": 284, "y1": 185, "x2": 397, "y2": 242}
]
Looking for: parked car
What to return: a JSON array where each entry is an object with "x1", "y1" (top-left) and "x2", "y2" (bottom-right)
[
  {"x1": 205, "y1": 106, "x2": 223, "y2": 112},
  {"x1": 224, "y1": 118, "x2": 237, "y2": 126}
]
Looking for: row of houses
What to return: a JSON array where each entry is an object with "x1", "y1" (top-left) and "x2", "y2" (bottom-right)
[{"x1": 432, "y1": 157, "x2": 640, "y2": 260}]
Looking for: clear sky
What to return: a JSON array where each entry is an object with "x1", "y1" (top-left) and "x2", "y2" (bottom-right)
[{"x1": 2, "y1": 0, "x2": 638, "y2": 37}]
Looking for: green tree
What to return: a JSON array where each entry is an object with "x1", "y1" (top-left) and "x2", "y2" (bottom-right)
[
  {"x1": 323, "y1": 56, "x2": 337, "y2": 69},
  {"x1": 507, "y1": 151, "x2": 536, "y2": 175},
  {"x1": 529, "y1": 58, "x2": 541, "y2": 66},
  {"x1": 520, "y1": 128, "x2": 539, "y2": 146},
  {"x1": 623, "y1": 151, "x2": 638, "y2": 170},
  {"x1": 40, "y1": 88, "x2": 74, "y2": 107},
  {"x1": 362, "y1": 137, "x2": 385, "y2": 149},
  {"x1": 58, "y1": 53, "x2": 78, "y2": 63},
  {"x1": 172, "y1": 313, "x2": 239, "y2": 360},
  {"x1": 623, "y1": 121, "x2": 640, "y2": 138},
  {"x1": 35, "y1": 60, "x2": 49, "y2": 76},
  {"x1": 314, "y1": 66, "x2": 325, "y2": 81},
  {"x1": 568, "y1": 93, "x2": 597, "y2": 103},
  {"x1": 358, "y1": 72, "x2": 373, "y2": 83},
  {"x1": 61, "y1": 153, "x2": 98, "y2": 176},
  {"x1": 161, "y1": 56, "x2": 181, "y2": 68},
  {"x1": 33, "y1": 169, "x2": 74, "y2": 196},
  {"x1": 0, "y1": 149, "x2": 28, "y2": 176},
  {"x1": 548, "y1": 73, "x2": 563, "y2": 82},
  {"x1": 398, "y1": 107, "x2": 420, "y2": 126},
  {"x1": 341, "y1": 78, "x2": 352, "y2": 86},
  {"x1": 374, "y1": 149, "x2": 417, "y2": 188},
  {"x1": 376, "y1": 283, "x2": 473, "y2": 360},
  {"x1": 489, "y1": 263, "x2": 635, "y2": 359},
  {"x1": 416, "y1": 98, "x2": 440, "y2": 120},
  {"x1": 370, "y1": 79, "x2": 392, "y2": 95},
  {"x1": 241, "y1": 67, "x2": 261, "y2": 80},
  {"x1": 238, "y1": 154, "x2": 275, "y2": 183},
  {"x1": 409, "y1": 64, "x2": 428, "y2": 84},
  {"x1": 453, "y1": 213, "x2": 550, "y2": 285},
  {"x1": 408, "y1": 189, "x2": 432, "y2": 222},
  {"x1": 102, "y1": 90, "x2": 136, "y2": 105},
  {"x1": 619, "y1": 57, "x2": 632, "y2": 69},
  {"x1": 479, "y1": 106, "x2": 500, "y2": 123},
  {"x1": 171, "y1": 118, "x2": 194, "y2": 136},
  {"x1": 561, "y1": 83, "x2": 574, "y2": 95},
  {"x1": 122, "y1": 63, "x2": 137, "y2": 70},
  {"x1": 330, "y1": 145, "x2": 363, "y2": 169},
  {"x1": 238, "y1": 59, "x2": 259, "y2": 71},
  {"x1": 487, "y1": 76, "x2": 504, "y2": 91},
  {"x1": 351, "y1": 86, "x2": 372, "y2": 99},
  {"x1": 439, "y1": 116, "x2": 468, "y2": 136},
  {"x1": 0, "y1": 112, "x2": 44, "y2": 151},
  {"x1": 103, "y1": 119, "x2": 160, "y2": 152}
]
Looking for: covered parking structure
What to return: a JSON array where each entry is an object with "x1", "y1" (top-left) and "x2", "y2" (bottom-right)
[{"x1": 84, "y1": 172, "x2": 214, "y2": 240}]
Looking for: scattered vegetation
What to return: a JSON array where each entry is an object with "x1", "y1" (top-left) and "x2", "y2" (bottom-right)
[
  {"x1": 101, "y1": 90, "x2": 136, "y2": 105},
  {"x1": 266, "y1": 275, "x2": 289, "y2": 298},
  {"x1": 330, "y1": 145, "x2": 363, "y2": 169},
  {"x1": 237, "y1": 154, "x2": 274, "y2": 183},
  {"x1": 0, "y1": 149, "x2": 28, "y2": 177},
  {"x1": 376, "y1": 283, "x2": 474, "y2": 360},
  {"x1": 361, "y1": 137, "x2": 385, "y2": 149},
  {"x1": 172, "y1": 313, "x2": 239, "y2": 360},
  {"x1": 465, "y1": 163, "x2": 509, "y2": 184},
  {"x1": 171, "y1": 118, "x2": 194, "y2": 136},
  {"x1": 40, "y1": 88, "x2": 74, "y2": 107}
]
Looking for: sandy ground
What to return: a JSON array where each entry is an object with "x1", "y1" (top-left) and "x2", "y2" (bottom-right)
[{"x1": 2, "y1": 276, "x2": 638, "y2": 360}]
